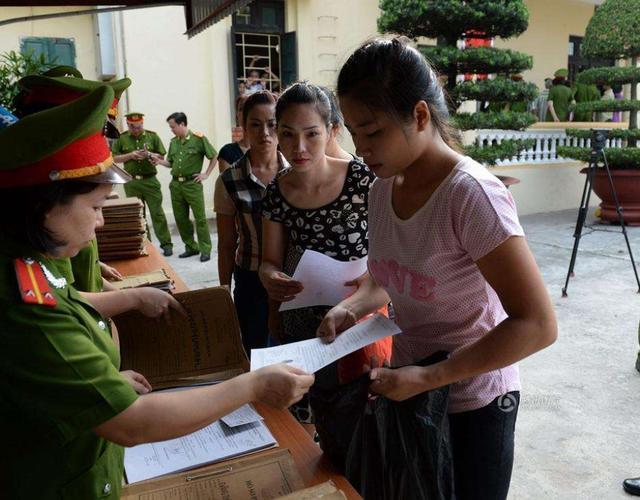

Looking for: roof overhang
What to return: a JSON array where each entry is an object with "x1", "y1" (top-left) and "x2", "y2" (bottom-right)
[{"x1": 0, "y1": 1, "x2": 251, "y2": 37}]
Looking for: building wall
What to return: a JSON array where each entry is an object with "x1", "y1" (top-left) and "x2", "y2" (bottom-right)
[
  {"x1": 494, "y1": 0, "x2": 596, "y2": 89},
  {"x1": 0, "y1": 6, "x2": 99, "y2": 79}
]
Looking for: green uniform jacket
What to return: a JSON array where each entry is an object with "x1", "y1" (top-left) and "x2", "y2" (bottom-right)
[
  {"x1": 573, "y1": 83, "x2": 601, "y2": 122},
  {"x1": 0, "y1": 242, "x2": 138, "y2": 499},
  {"x1": 547, "y1": 84, "x2": 574, "y2": 121},
  {"x1": 167, "y1": 131, "x2": 216, "y2": 178},
  {"x1": 112, "y1": 130, "x2": 166, "y2": 176},
  {"x1": 53, "y1": 238, "x2": 103, "y2": 293}
]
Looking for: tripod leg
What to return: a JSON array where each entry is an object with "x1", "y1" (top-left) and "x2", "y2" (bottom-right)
[
  {"x1": 562, "y1": 163, "x2": 594, "y2": 297},
  {"x1": 602, "y1": 156, "x2": 640, "y2": 292}
]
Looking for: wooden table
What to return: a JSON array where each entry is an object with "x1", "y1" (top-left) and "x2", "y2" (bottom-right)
[{"x1": 111, "y1": 241, "x2": 361, "y2": 499}]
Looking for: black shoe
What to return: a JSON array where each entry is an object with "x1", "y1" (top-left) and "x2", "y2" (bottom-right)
[
  {"x1": 200, "y1": 253, "x2": 211, "y2": 262},
  {"x1": 636, "y1": 355, "x2": 640, "y2": 374},
  {"x1": 162, "y1": 247, "x2": 173, "y2": 257},
  {"x1": 178, "y1": 249, "x2": 199, "y2": 258},
  {"x1": 624, "y1": 477, "x2": 640, "y2": 496}
]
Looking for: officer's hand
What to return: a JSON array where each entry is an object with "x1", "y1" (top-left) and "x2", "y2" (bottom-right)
[
  {"x1": 249, "y1": 364, "x2": 314, "y2": 409},
  {"x1": 149, "y1": 153, "x2": 162, "y2": 166},
  {"x1": 132, "y1": 287, "x2": 187, "y2": 321},
  {"x1": 100, "y1": 262, "x2": 123, "y2": 281},
  {"x1": 193, "y1": 172, "x2": 209, "y2": 183},
  {"x1": 130, "y1": 150, "x2": 146, "y2": 161},
  {"x1": 120, "y1": 369, "x2": 152, "y2": 394}
]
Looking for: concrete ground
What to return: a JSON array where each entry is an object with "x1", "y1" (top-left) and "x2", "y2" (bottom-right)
[{"x1": 160, "y1": 209, "x2": 640, "y2": 499}]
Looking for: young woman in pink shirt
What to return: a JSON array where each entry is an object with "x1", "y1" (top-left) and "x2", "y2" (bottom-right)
[{"x1": 317, "y1": 37, "x2": 557, "y2": 499}]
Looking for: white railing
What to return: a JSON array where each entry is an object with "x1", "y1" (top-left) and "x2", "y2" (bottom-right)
[{"x1": 475, "y1": 128, "x2": 625, "y2": 166}]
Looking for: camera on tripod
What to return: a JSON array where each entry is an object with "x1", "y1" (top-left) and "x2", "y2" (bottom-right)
[{"x1": 591, "y1": 128, "x2": 609, "y2": 153}]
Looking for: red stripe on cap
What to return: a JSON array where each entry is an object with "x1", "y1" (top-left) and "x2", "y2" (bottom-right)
[{"x1": 0, "y1": 132, "x2": 111, "y2": 188}]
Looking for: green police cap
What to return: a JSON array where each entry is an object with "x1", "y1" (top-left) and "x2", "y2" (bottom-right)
[
  {"x1": 0, "y1": 85, "x2": 131, "y2": 188},
  {"x1": 125, "y1": 112, "x2": 144, "y2": 123},
  {"x1": 554, "y1": 68, "x2": 568, "y2": 78},
  {"x1": 15, "y1": 69, "x2": 131, "y2": 116}
]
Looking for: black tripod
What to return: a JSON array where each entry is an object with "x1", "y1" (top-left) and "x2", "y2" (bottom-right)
[{"x1": 562, "y1": 129, "x2": 640, "y2": 297}]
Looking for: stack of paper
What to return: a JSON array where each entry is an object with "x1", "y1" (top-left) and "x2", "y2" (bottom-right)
[
  {"x1": 111, "y1": 269, "x2": 174, "y2": 291},
  {"x1": 124, "y1": 404, "x2": 277, "y2": 484},
  {"x1": 96, "y1": 197, "x2": 147, "y2": 261}
]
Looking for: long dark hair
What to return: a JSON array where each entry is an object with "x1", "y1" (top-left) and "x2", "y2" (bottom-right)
[
  {"x1": 337, "y1": 36, "x2": 461, "y2": 150},
  {"x1": 0, "y1": 181, "x2": 99, "y2": 254}
]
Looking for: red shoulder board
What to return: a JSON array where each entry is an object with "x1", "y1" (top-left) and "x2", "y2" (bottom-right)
[
  {"x1": 193, "y1": 131, "x2": 204, "y2": 138},
  {"x1": 14, "y1": 258, "x2": 57, "y2": 307}
]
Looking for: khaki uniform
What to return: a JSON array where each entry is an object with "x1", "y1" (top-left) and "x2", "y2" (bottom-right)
[
  {"x1": 112, "y1": 131, "x2": 172, "y2": 250},
  {"x1": 167, "y1": 131, "x2": 216, "y2": 255},
  {"x1": 0, "y1": 241, "x2": 138, "y2": 499}
]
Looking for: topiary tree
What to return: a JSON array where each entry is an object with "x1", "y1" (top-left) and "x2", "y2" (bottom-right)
[
  {"x1": 558, "y1": 0, "x2": 640, "y2": 165},
  {"x1": 378, "y1": 0, "x2": 537, "y2": 165}
]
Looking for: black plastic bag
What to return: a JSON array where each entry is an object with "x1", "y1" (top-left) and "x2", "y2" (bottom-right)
[{"x1": 310, "y1": 352, "x2": 454, "y2": 499}]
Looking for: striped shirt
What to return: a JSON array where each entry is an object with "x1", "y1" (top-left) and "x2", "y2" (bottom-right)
[{"x1": 214, "y1": 151, "x2": 289, "y2": 271}]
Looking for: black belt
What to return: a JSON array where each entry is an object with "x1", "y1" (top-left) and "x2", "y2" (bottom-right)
[{"x1": 131, "y1": 173, "x2": 156, "y2": 180}]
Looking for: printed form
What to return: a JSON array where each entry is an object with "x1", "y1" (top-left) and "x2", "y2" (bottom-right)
[
  {"x1": 125, "y1": 405, "x2": 276, "y2": 483},
  {"x1": 250, "y1": 313, "x2": 401, "y2": 373},
  {"x1": 279, "y1": 249, "x2": 368, "y2": 311}
]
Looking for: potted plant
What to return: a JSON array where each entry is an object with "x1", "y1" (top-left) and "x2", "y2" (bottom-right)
[
  {"x1": 378, "y1": 0, "x2": 537, "y2": 168},
  {"x1": 0, "y1": 50, "x2": 57, "y2": 113},
  {"x1": 558, "y1": 0, "x2": 640, "y2": 223}
]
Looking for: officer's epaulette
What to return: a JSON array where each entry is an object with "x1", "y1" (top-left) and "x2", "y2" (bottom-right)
[
  {"x1": 146, "y1": 129, "x2": 158, "y2": 135},
  {"x1": 14, "y1": 258, "x2": 57, "y2": 307},
  {"x1": 193, "y1": 131, "x2": 204, "y2": 138}
]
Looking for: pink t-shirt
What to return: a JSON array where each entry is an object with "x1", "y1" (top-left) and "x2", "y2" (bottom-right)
[{"x1": 367, "y1": 156, "x2": 524, "y2": 413}]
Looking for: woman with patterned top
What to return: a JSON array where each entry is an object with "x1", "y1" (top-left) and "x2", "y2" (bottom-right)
[
  {"x1": 214, "y1": 91, "x2": 288, "y2": 356},
  {"x1": 259, "y1": 82, "x2": 375, "y2": 425},
  {"x1": 317, "y1": 38, "x2": 557, "y2": 500}
]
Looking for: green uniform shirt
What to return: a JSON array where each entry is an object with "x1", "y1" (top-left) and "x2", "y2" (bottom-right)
[
  {"x1": 53, "y1": 238, "x2": 103, "y2": 293},
  {"x1": 112, "y1": 130, "x2": 166, "y2": 176},
  {"x1": 0, "y1": 242, "x2": 138, "y2": 499},
  {"x1": 547, "y1": 84, "x2": 574, "y2": 121},
  {"x1": 167, "y1": 131, "x2": 216, "y2": 178},
  {"x1": 573, "y1": 83, "x2": 601, "y2": 122}
]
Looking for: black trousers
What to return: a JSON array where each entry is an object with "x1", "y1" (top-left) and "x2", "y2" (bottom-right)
[
  {"x1": 449, "y1": 391, "x2": 520, "y2": 500},
  {"x1": 232, "y1": 266, "x2": 269, "y2": 357}
]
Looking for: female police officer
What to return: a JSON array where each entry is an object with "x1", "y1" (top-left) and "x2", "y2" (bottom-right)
[{"x1": 0, "y1": 85, "x2": 314, "y2": 499}]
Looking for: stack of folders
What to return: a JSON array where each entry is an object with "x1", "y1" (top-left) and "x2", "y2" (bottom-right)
[
  {"x1": 97, "y1": 197, "x2": 147, "y2": 261},
  {"x1": 111, "y1": 269, "x2": 174, "y2": 292}
]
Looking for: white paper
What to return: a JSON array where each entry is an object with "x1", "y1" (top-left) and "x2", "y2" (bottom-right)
[
  {"x1": 250, "y1": 313, "x2": 401, "y2": 373},
  {"x1": 279, "y1": 250, "x2": 368, "y2": 311},
  {"x1": 124, "y1": 418, "x2": 277, "y2": 483},
  {"x1": 221, "y1": 403, "x2": 263, "y2": 427}
]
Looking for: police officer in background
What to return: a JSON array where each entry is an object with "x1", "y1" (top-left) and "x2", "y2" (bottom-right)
[
  {"x1": 112, "y1": 112, "x2": 174, "y2": 256},
  {"x1": 152, "y1": 112, "x2": 216, "y2": 262}
]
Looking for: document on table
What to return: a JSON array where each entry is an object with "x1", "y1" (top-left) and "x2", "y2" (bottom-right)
[
  {"x1": 221, "y1": 404, "x2": 263, "y2": 428},
  {"x1": 250, "y1": 313, "x2": 401, "y2": 373},
  {"x1": 124, "y1": 407, "x2": 277, "y2": 483},
  {"x1": 279, "y1": 249, "x2": 368, "y2": 311}
]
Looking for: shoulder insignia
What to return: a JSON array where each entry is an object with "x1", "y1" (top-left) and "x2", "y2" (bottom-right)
[
  {"x1": 193, "y1": 131, "x2": 204, "y2": 138},
  {"x1": 14, "y1": 258, "x2": 57, "y2": 307}
]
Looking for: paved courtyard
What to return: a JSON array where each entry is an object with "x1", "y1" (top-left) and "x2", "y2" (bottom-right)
[{"x1": 161, "y1": 208, "x2": 640, "y2": 499}]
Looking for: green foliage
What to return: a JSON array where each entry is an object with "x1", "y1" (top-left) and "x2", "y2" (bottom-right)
[
  {"x1": 577, "y1": 66, "x2": 640, "y2": 86},
  {"x1": 581, "y1": 0, "x2": 640, "y2": 60},
  {"x1": 566, "y1": 128, "x2": 640, "y2": 141},
  {"x1": 575, "y1": 100, "x2": 640, "y2": 115},
  {"x1": 465, "y1": 139, "x2": 535, "y2": 165},
  {"x1": 558, "y1": 146, "x2": 640, "y2": 169},
  {"x1": 453, "y1": 111, "x2": 536, "y2": 131},
  {"x1": 449, "y1": 79, "x2": 538, "y2": 104},
  {"x1": 378, "y1": 0, "x2": 529, "y2": 42},
  {"x1": 420, "y1": 46, "x2": 532, "y2": 75},
  {"x1": 0, "y1": 50, "x2": 57, "y2": 112}
]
